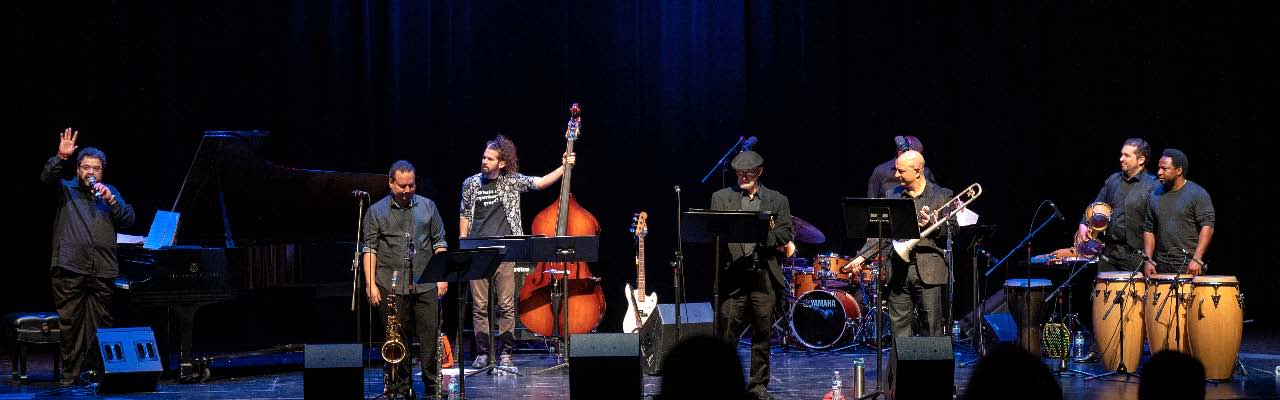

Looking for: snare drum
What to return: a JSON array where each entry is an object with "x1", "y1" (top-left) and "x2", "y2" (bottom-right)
[
  {"x1": 1186, "y1": 275, "x2": 1243, "y2": 380},
  {"x1": 789, "y1": 289, "x2": 861, "y2": 349},
  {"x1": 1144, "y1": 274, "x2": 1194, "y2": 354},
  {"x1": 1091, "y1": 272, "x2": 1145, "y2": 372}
]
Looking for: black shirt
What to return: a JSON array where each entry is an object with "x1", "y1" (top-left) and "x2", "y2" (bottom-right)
[
  {"x1": 469, "y1": 177, "x2": 512, "y2": 237},
  {"x1": 1087, "y1": 171, "x2": 1159, "y2": 261},
  {"x1": 41, "y1": 156, "x2": 137, "y2": 278},
  {"x1": 1144, "y1": 180, "x2": 1215, "y2": 268}
]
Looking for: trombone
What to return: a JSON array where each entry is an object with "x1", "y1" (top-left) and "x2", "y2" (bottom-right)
[{"x1": 891, "y1": 183, "x2": 983, "y2": 261}]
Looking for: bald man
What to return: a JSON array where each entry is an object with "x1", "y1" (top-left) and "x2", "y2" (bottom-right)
[{"x1": 850, "y1": 150, "x2": 953, "y2": 337}]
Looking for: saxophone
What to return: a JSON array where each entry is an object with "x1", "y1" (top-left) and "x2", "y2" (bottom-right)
[{"x1": 381, "y1": 274, "x2": 407, "y2": 394}]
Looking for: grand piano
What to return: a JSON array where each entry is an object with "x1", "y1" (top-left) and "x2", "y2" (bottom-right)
[{"x1": 117, "y1": 131, "x2": 432, "y2": 382}]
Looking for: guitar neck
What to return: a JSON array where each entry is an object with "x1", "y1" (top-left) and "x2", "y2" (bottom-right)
[{"x1": 636, "y1": 236, "x2": 646, "y2": 301}]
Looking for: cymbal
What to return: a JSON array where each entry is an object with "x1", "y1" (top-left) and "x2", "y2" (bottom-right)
[{"x1": 792, "y1": 216, "x2": 826, "y2": 244}]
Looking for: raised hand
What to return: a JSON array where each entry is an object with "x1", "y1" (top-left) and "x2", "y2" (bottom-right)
[{"x1": 58, "y1": 128, "x2": 79, "y2": 159}]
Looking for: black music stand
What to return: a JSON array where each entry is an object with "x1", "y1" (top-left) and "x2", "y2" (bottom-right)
[
  {"x1": 682, "y1": 209, "x2": 773, "y2": 339},
  {"x1": 457, "y1": 236, "x2": 534, "y2": 376},
  {"x1": 418, "y1": 247, "x2": 505, "y2": 400},
  {"x1": 516, "y1": 236, "x2": 600, "y2": 375},
  {"x1": 842, "y1": 198, "x2": 919, "y2": 400}
]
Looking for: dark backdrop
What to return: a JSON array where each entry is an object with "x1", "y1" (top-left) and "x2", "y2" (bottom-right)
[{"x1": 13, "y1": 1, "x2": 1278, "y2": 348}]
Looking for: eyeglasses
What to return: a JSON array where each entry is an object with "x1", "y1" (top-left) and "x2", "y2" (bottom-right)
[
  {"x1": 734, "y1": 169, "x2": 761, "y2": 178},
  {"x1": 78, "y1": 165, "x2": 103, "y2": 173}
]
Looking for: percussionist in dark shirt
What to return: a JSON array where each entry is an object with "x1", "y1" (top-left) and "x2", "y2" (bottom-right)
[{"x1": 1143, "y1": 149, "x2": 1215, "y2": 276}]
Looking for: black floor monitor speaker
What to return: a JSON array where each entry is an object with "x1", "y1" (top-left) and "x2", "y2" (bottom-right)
[
  {"x1": 304, "y1": 344, "x2": 363, "y2": 399},
  {"x1": 97, "y1": 327, "x2": 163, "y2": 394},
  {"x1": 887, "y1": 336, "x2": 954, "y2": 400},
  {"x1": 639, "y1": 302, "x2": 714, "y2": 375},
  {"x1": 983, "y1": 312, "x2": 1019, "y2": 344},
  {"x1": 569, "y1": 333, "x2": 640, "y2": 399}
]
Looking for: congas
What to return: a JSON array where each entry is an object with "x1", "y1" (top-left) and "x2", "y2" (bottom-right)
[
  {"x1": 789, "y1": 289, "x2": 861, "y2": 349},
  {"x1": 813, "y1": 253, "x2": 854, "y2": 288},
  {"x1": 1005, "y1": 278, "x2": 1053, "y2": 356},
  {"x1": 1186, "y1": 275, "x2": 1243, "y2": 380},
  {"x1": 1091, "y1": 272, "x2": 1145, "y2": 372},
  {"x1": 1143, "y1": 274, "x2": 1194, "y2": 354}
]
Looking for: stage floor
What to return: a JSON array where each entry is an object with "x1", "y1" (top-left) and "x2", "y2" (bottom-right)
[{"x1": 4, "y1": 329, "x2": 1278, "y2": 399}]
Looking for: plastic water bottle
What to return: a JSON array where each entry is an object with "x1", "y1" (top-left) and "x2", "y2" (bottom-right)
[
  {"x1": 952, "y1": 320, "x2": 962, "y2": 341},
  {"x1": 1072, "y1": 331, "x2": 1087, "y2": 359},
  {"x1": 447, "y1": 377, "x2": 460, "y2": 400},
  {"x1": 830, "y1": 370, "x2": 845, "y2": 400}
]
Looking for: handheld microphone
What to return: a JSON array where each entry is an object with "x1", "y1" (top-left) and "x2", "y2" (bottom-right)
[
  {"x1": 86, "y1": 176, "x2": 102, "y2": 199},
  {"x1": 674, "y1": 185, "x2": 681, "y2": 193}
]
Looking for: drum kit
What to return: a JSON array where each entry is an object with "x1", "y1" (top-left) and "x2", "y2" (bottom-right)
[{"x1": 775, "y1": 216, "x2": 889, "y2": 351}]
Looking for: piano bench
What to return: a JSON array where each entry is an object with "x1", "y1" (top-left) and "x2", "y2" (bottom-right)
[{"x1": 5, "y1": 312, "x2": 62, "y2": 383}]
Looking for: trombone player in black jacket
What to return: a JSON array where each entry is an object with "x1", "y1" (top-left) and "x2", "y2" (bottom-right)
[{"x1": 850, "y1": 150, "x2": 953, "y2": 337}]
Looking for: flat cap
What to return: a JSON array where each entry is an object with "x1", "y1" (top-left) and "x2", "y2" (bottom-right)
[{"x1": 731, "y1": 150, "x2": 764, "y2": 170}]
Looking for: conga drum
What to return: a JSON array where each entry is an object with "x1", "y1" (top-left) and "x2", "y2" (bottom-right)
[
  {"x1": 1186, "y1": 275, "x2": 1243, "y2": 380},
  {"x1": 1005, "y1": 278, "x2": 1053, "y2": 356},
  {"x1": 1091, "y1": 272, "x2": 1145, "y2": 372},
  {"x1": 1144, "y1": 274, "x2": 1194, "y2": 354}
]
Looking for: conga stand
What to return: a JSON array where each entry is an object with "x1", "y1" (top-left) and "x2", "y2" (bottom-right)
[
  {"x1": 1086, "y1": 260, "x2": 1143, "y2": 382},
  {"x1": 842, "y1": 197, "x2": 919, "y2": 400},
  {"x1": 417, "y1": 247, "x2": 506, "y2": 400}
]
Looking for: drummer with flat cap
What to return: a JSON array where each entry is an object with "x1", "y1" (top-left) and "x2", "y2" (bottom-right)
[{"x1": 710, "y1": 150, "x2": 794, "y2": 400}]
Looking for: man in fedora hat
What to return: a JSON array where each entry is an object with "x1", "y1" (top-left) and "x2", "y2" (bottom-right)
[{"x1": 710, "y1": 150, "x2": 793, "y2": 400}]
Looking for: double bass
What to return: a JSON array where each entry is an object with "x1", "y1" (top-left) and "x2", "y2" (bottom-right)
[{"x1": 518, "y1": 103, "x2": 606, "y2": 337}]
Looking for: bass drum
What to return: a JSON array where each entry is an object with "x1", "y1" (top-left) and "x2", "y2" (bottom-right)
[{"x1": 789, "y1": 289, "x2": 861, "y2": 349}]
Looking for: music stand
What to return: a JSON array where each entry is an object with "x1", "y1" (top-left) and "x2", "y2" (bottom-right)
[
  {"x1": 417, "y1": 247, "x2": 505, "y2": 400},
  {"x1": 682, "y1": 209, "x2": 773, "y2": 337},
  {"x1": 842, "y1": 197, "x2": 919, "y2": 400},
  {"x1": 457, "y1": 236, "x2": 537, "y2": 376},
  {"x1": 518, "y1": 236, "x2": 600, "y2": 375}
]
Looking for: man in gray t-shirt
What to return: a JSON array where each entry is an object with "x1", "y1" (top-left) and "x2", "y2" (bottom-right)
[{"x1": 1143, "y1": 149, "x2": 1215, "y2": 276}]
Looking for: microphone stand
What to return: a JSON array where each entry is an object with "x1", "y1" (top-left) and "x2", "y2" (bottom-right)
[
  {"x1": 673, "y1": 186, "x2": 686, "y2": 339},
  {"x1": 983, "y1": 213, "x2": 1058, "y2": 278},
  {"x1": 350, "y1": 194, "x2": 368, "y2": 344},
  {"x1": 699, "y1": 136, "x2": 745, "y2": 185},
  {"x1": 1086, "y1": 254, "x2": 1143, "y2": 382}
]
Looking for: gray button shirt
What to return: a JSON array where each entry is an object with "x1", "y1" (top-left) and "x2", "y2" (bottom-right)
[{"x1": 362, "y1": 194, "x2": 448, "y2": 294}]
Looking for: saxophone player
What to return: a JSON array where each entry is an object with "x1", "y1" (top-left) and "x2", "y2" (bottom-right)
[{"x1": 363, "y1": 160, "x2": 449, "y2": 399}]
